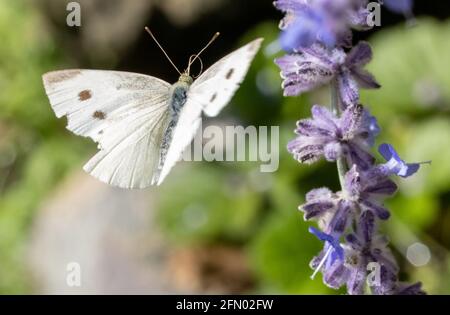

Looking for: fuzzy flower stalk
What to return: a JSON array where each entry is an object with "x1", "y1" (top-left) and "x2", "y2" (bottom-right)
[{"x1": 275, "y1": 0, "x2": 427, "y2": 295}]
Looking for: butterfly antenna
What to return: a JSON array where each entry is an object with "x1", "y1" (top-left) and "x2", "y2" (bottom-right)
[
  {"x1": 188, "y1": 54, "x2": 204, "y2": 78},
  {"x1": 144, "y1": 27, "x2": 182, "y2": 75},
  {"x1": 187, "y1": 32, "x2": 220, "y2": 75}
]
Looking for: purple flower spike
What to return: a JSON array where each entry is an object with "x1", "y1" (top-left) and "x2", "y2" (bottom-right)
[
  {"x1": 276, "y1": 0, "x2": 426, "y2": 295},
  {"x1": 378, "y1": 143, "x2": 430, "y2": 178}
]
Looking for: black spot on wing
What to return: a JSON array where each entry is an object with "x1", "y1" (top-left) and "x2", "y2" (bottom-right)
[
  {"x1": 225, "y1": 68, "x2": 235, "y2": 80},
  {"x1": 210, "y1": 93, "x2": 217, "y2": 103},
  {"x1": 78, "y1": 89, "x2": 92, "y2": 101},
  {"x1": 93, "y1": 111, "x2": 106, "y2": 120}
]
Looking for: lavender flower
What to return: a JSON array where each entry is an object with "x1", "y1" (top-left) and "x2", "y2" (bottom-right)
[
  {"x1": 287, "y1": 104, "x2": 378, "y2": 170},
  {"x1": 275, "y1": 42, "x2": 380, "y2": 107},
  {"x1": 276, "y1": 0, "x2": 426, "y2": 295}
]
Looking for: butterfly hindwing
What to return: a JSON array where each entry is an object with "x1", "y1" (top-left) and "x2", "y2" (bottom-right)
[{"x1": 84, "y1": 103, "x2": 169, "y2": 189}]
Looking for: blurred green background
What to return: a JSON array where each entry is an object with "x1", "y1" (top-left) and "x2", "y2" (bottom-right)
[{"x1": 0, "y1": 0, "x2": 449, "y2": 294}]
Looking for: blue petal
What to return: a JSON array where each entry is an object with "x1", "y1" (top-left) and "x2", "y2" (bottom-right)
[
  {"x1": 280, "y1": 21, "x2": 315, "y2": 51},
  {"x1": 279, "y1": 9, "x2": 336, "y2": 50},
  {"x1": 403, "y1": 163, "x2": 420, "y2": 177},
  {"x1": 317, "y1": 27, "x2": 336, "y2": 48},
  {"x1": 378, "y1": 143, "x2": 398, "y2": 161},
  {"x1": 331, "y1": 242, "x2": 344, "y2": 262},
  {"x1": 309, "y1": 226, "x2": 333, "y2": 243},
  {"x1": 383, "y1": 0, "x2": 413, "y2": 14},
  {"x1": 378, "y1": 143, "x2": 425, "y2": 178},
  {"x1": 308, "y1": 227, "x2": 344, "y2": 261}
]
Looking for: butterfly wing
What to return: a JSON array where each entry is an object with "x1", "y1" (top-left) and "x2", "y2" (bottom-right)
[
  {"x1": 189, "y1": 38, "x2": 263, "y2": 117},
  {"x1": 155, "y1": 39, "x2": 263, "y2": 184},
  {"x1": 43, "y1": 69, "x2": 171, "y2": 188}
]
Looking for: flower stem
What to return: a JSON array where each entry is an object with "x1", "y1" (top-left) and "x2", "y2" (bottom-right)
[{"x1": 330, "y1": 80, "x2": 347, "y2": 188}]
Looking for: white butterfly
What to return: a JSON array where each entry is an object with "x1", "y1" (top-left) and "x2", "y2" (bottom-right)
[{"x1": 42, "y1": 31, "x2": 263, "y2": 189}]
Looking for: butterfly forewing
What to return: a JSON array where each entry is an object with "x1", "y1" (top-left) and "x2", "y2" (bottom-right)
[
  {"x1": 156, "y1": 38, "x2": 264, "y2": 184},
  {"x1": 190, "y1": 38, "x2": 263, "y2": 117},
  {"x1": 43, "y1": 70, "x2": 171, "y2": 188}
]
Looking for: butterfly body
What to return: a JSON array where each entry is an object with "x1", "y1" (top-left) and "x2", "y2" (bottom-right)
[
  {"x1": 169, "y1": 77, "x2": 192, "y2": 115},
  {"x1": 157, "y1": 77, "x2": 193, "y2": 179},
  {"x1": 42, "y1": 38, "x2": 263, "y2": 188}
]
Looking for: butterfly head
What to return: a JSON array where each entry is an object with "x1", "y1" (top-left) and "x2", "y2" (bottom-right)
[
  {"x1": 144, "y1": 27, "x2": 219, "y2": 85},
  {"x1": 178, "y1": 73, "x2": 194, "y2": 85}
]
